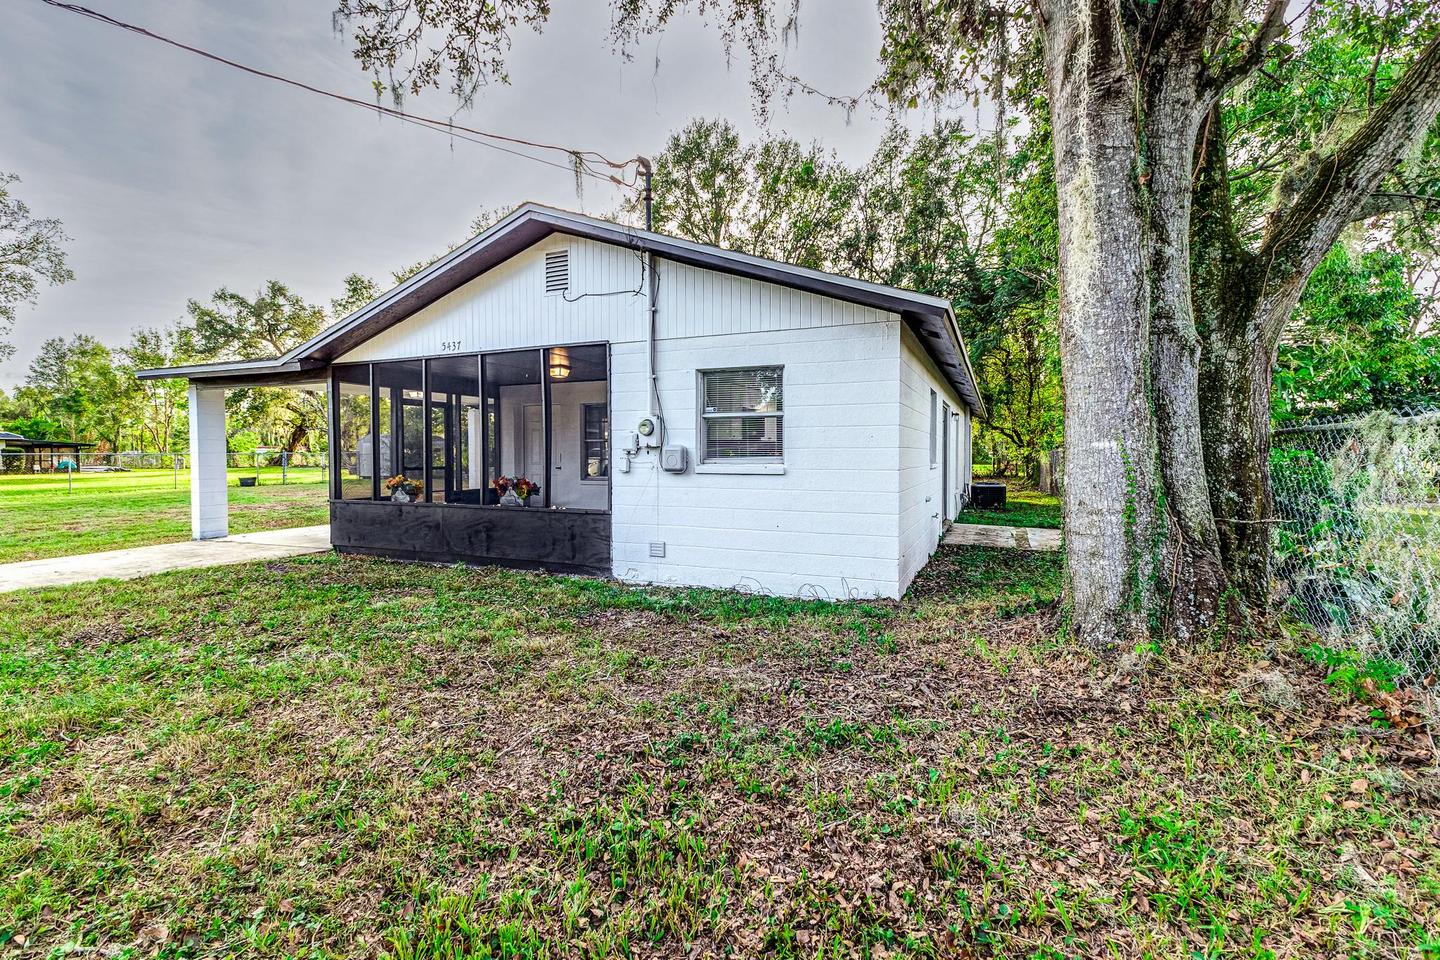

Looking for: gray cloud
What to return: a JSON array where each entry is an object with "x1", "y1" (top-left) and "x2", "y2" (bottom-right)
[{"x1": 1, "y1": 0, "x2": 924, "y2": 385}]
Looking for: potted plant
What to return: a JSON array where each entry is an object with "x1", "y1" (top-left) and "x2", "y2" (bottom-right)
[
  {"x1": 384, "y1": 474, "x2": 423, "y2": 503},
  {"x1": 492, "y1": 475, "x2": 540, "y2": 507}
]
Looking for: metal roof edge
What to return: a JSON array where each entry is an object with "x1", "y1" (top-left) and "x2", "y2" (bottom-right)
[
  {"x1": 136, "y1": 358, "x2": 296, "y2": 381},
  {"x1": 943, "y1": 307, "x2": 987, "y2": 420},
  {"x1": 286, "y1": 203, "x2": 960, "y2": 363}
]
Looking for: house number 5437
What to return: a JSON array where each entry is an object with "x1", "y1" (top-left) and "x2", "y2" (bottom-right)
[{"x1": 440, "y1": 340, "x2": 462, "y2": 352}]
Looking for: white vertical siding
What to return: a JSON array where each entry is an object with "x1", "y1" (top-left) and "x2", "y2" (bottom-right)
[
  {"x1": 657, "y1": 259, "x2": 895, "y2": 339},
  {"x1": 339, "y1": 237, "x2": 648, "y2": 361},
  {"x1": 898, "y1": 324, "x2": 968, "y2": 594}
]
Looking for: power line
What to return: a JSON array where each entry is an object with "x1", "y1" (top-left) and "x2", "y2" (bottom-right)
[{"x1": 30, "y1": 0, "x2": 643, "y2": 190}]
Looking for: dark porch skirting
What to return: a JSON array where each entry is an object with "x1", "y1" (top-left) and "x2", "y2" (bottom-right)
[{"x1": 330, "y1": 500, "x2": 611, "y2": 576}]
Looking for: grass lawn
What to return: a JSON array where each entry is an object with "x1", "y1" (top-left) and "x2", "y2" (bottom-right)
[
  {"x1": 2, "y1": 550, "x2": 1438, "y2": 958},
  {"x1": 960, "y1": 488, "x2": 1063, "y2": 529},
  {"x1": 0, "y1": 468, "x2": 329, "y2": 564}
]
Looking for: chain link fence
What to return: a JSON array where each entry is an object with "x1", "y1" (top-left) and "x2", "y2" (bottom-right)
[
  {"x1": 0, "y1": 450, "x2": 328, "y2": 488},
  {"x1": 1271, "y1": 406, "x2": 1440, "y2": 688}
]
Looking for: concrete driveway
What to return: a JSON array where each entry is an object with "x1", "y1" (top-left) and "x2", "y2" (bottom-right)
[{"x1": 0, "y1": 525, "x2": 332, "y2": 593}]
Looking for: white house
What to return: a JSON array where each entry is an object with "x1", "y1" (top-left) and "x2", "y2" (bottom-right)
[{"x1": 140, "y1": 204, "x2": 984, "y2": 600}]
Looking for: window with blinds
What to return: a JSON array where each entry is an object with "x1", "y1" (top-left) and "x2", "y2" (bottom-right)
[{"x1": 700, "y1": 366, "x2": 784, "y2": 462}]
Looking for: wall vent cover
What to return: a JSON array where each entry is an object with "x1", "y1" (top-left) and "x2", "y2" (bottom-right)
[{"x1": 544, "y1": 249, "x2": 570, "y2": 294}]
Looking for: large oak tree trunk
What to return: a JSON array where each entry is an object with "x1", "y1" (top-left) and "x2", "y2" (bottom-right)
[
  {"x1": 1142, "y1": 64, "x2": 1234, "y2": 637},
  {"x1": 1044, "y1": 1, "x2": 1165, "y2": 647},
  {"x1": 1191, "y1": 119, "x2": 1269, "y2": 602},
  {"x1": 284, "y1": 420, "x2": 309, "y2": 454}
]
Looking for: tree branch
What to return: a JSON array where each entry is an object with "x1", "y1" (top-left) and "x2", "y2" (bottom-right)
[
  {"x1": 1351, "y1": 190, "x2": 1440, "y2": 220},
  {"x1": 1203, "y1": 0, "x2": 1287, "y2": 95},
  {"x1": 1255, "y1": 31, "x2": 1440, "y2": 345}
]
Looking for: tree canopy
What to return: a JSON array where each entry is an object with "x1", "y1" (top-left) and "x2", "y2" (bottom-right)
[{"x1": 0, "y1": 171, "x2": 73, "y2": 363}]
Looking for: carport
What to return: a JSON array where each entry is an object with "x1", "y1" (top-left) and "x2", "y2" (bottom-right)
[{"x1": 136, "y1": 359, "x2": 327, "y2": 539}]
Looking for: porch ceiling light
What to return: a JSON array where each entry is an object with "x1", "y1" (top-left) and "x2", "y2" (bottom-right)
[{"x1": 548, "y1": 347, "x2": 571, "y2": 380}]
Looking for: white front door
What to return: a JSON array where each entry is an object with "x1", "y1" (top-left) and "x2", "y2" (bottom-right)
[{"x1": 521, "y1": 404, "x2": 544, "y2": 480}]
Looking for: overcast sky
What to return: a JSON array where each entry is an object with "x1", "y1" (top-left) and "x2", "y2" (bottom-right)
[{"x1": 0, "y1": 0, "x2": 956, "y2": 387}]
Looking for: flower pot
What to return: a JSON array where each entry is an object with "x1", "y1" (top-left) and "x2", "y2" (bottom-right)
[
  {"x1": 499, "y1": 489, "x2": 525, "y2": 508},
  {"x1": 391, "y1": 489, "x2": 412, "y2": 503}
]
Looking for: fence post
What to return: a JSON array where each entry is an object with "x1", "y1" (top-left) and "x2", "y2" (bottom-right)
[
  {"x1": 282, "y1": 450, "x2": 288, "y2": 485},
  {"x1": 67, "y1": 460, "x2": 73, "y2": 494}
]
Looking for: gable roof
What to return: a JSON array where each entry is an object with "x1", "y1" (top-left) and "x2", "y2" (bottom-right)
[{"x1": 139, "y1": 204, "x2": 985, "y2": 415}]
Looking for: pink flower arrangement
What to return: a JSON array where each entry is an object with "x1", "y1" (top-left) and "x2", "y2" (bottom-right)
[{"x1": 491, "y1": 475, "x2": 540, "y2": 501}]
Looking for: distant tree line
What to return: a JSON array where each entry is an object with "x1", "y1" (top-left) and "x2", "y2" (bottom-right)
[
  {"x1": 0, "y1": 276, "x2": 378, "y2": 454},
  {"x1": 3, "y1": 101, "x2": 1436, "y2": 477}
]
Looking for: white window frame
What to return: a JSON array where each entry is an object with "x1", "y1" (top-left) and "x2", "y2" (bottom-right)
[{"x1": 696, "y1": 365, "x2": 785, "y2": 474}]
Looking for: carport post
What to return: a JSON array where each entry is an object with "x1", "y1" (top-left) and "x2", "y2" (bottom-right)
[{"x1": 188, "y1": 382, "x2": 229, "y2": 539}]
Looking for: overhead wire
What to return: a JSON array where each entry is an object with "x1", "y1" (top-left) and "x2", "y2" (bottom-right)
[{"x1": 29, "y1": 0, "x2": 644, "y2": 190}]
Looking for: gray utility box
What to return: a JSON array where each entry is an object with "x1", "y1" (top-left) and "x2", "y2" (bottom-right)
[{"x1": 660, "y1": 446, "x2": 689, "y2": 473}]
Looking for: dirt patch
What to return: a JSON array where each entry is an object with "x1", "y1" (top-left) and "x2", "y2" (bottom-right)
[{"x1": 59, "y1": 621, "x2": 130, "y2": 648}]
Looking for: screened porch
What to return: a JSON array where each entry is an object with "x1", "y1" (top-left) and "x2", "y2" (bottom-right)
[{"x1": 327, "y1": 343, "x2": 611, "y2": 574}]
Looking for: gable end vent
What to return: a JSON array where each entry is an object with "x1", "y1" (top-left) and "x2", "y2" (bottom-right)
[{"x1": 544, "y1": 249, "x2": 570, "y2": 295}]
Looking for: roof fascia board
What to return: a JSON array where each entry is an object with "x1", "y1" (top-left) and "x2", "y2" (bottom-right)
[{"x1": 136, "y1": 358, "x2": 302, "y2": 380}]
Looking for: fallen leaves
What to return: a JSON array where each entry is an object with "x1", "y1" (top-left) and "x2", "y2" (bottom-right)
[{"x1": 3, "y1": 554, "x2": 1438, "y2": 958}]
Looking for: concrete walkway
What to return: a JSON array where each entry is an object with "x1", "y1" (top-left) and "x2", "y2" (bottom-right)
[
  {"x1": 944, "y1": 522, "x2": 1062, "y2": 552},
  {"x1": 0, "y1": 525, "x2": 332, "y2": 593}
]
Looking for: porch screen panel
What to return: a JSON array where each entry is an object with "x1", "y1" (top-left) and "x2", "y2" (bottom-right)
[
  {"x1": 481, "y1": 350, "x2": 543, "y2": 504},
  {"x1": 429, "y1": 391, "x2": 446, "y2": 501},
  {"x1": 333, "y1": 365, "x2": 372, "y2": 500},
  {"x1": 583, "y1": 404, "x2": 609, "y2": 480},
  {"x1": 373, "y1": 360, "x2": 424, "y2": 487},
  {"x1": 428, "y1": 355, "x2": 482, "y2": 503},
  {"x1": 546, "y1": 343, "x2": 608, "y2": 510},
  {"x1": 700, "y1": 366, "x2": 784, "y2": 462}
]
